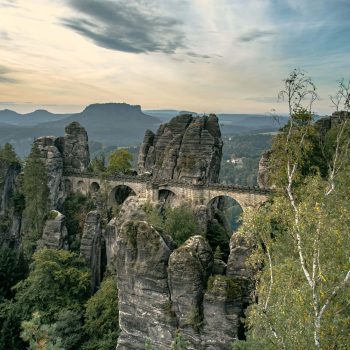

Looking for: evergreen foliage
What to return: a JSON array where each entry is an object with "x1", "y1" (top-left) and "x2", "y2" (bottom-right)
[
  {"x1": 62, "y1": 193, "x2": 95, "y2": 251},
  {"x1": 82, "y1": 274, "x2": 119, "y2": 350},
  {"x1": 22, "y1": 144, "x2": 50, "y2": 256},
  {"x1": 20, "y1": 311, "x2": 64, "y2": 350},
  {"x1": 0, "y1": 245, "x2": 28, "y2": 301},
  {"x1": 146, "y1": 204, "x2": 198, "y2": 246},
  {"x1": 88, "y1": 153, "x2": 106, "y2": 174},
  {"x1": 0, "y1": 143, "x2": 20, "y2": 165}
]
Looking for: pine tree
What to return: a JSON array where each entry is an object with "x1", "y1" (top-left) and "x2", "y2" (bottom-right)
[{"x1": 22, "y1": 144, "x2": 49, "y2": 256}]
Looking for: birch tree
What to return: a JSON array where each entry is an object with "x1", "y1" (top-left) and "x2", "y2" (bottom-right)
[{"x1": 234, "y1": 70, "x2": 350, "y2": 350}]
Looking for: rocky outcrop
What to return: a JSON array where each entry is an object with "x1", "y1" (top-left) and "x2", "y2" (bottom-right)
[
  {"x1": 226, "y1": 234, "x2": 254, "y2": 306},
  {"x1": 257, "y1": 150, "x2": 272, "y2": 189},
  {"x1": 0, "y1": 159, "x2": 20, "y2": 217},
  {"x1": 37, "y1": 210, "x2": 69, "y2": 250},
  {"x1": 80, "y1": 211, "x2": 106, "y2": 291},
  {"x1": 138, "y1": 114, "x2": 223, "y2": 184},
  {"x1": 168, "y1": 236, "x2": 213, "y2": 348},
  {"x1": 0, "y1": 158, "x2": 22, "y2": 240},
  {"x1": 57, "y1": 122, "x2": 90, "y2": 173},
  {"x1": 115, "y1": 198, "x2": 175, "y2": 350},
  {"x1": 202, "y1": 275, "x2": 242, "y2": 349},
  {"x1": 29, "y1": 122, "x2": 90, "y2": 209},
  {"x1": 112, "y1": 198, "x2": 253, "y2": 350},
  {"x1": 34, "y1": 136, "x2": 64, "y2": 209}
]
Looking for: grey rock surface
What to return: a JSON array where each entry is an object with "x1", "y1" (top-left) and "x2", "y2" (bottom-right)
[
  {"x1": 115, "y1": 198, "x2": 175, "y2": 350},
  {"x1": 29, "y1": 122, "x2": 90, "y2": 209},
  {"x1": 168, "y1": 235, "x2": 213, "y2": 348},
  {"x1": 226, "y1": 233, "x2": 254, "y2": 305},
  {"x1": 34, "y1": 136, "x2": 64, "y2": 209},
  {"x1": 0, "y1": 160, "x2": 20, "y2": 216},
  {"x1": 80, "y1": 210, "x2": 105, "y2": 291},
  {"x1": 113, "y1": 198, "x2": 253, "y2": 350},
  {"x1": 0, "y1": 159, "x2": 22, "y2": 239},
  {"x1": 37, "y1": 210, "x2": 69, "y2": 250},
  {"x1": 138, "y1": 114, "x2": 223, "y2": 184},
  {"x1": 57, "y1": 121, "x2": 90, "y2": 173}
]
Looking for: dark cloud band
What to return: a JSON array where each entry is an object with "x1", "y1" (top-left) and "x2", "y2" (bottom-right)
[
  {"x1": 0, "y1": 65, "x2": 18, "y2": 84},
  {"x1": 61, "y1": 0, "x2": 185, "y2": 54},
  {"x1": 238, "y1": 29, "x2": 276, "y2": 43}
]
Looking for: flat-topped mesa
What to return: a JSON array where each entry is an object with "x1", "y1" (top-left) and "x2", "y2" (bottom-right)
[{"x1": 138, "y1": 114, "x2": 223, "y2": 184}]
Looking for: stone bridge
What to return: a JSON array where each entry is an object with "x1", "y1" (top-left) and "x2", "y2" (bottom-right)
[{"x1": 63, "y1": 171, "x2": 271, "y2": 210}]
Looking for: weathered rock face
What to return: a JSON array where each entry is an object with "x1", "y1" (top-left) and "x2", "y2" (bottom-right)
[
  {"x1": 113, "y1": 198, "x2": 253, "y2": 350},
  {"x1": 57, "y1": 122, "x2": 90, "y2": 173},
  {"x1": 138, "y1": 114, "x2": 223, "y2": 184},
  {"x1": 29, "y1": 122, "x2": 90, "y2": 209},
  {"x1": 115, "y1": 198, "x2": 175, "y2": 350},
  {"x1": 168, "y1": 236, "x2": 213, "y2": 348},
  {"x1": 37, "y1": 210, "x2": 69, "y2": 250},
  {"x1": 226, "y1": 234, "x2": 254, "y2": 306},
  {"x1": 0, "y1": 159, "x2": 22, "y2": 239},
  {"x1": 80, "y1": 211, "x2": 106, "y2": 292},
  {"x1": 34, "y1": 136, "x2": 64, "y2": 209},
  {"x1": 257, "y1": 150, "x2": 272, "y2": 189},
  {"x1": 0, "y1": 159, "x2": 20, "y2": 216}
]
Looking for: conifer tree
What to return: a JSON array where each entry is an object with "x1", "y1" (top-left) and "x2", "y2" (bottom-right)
[{"x1": 22, "y1": 144, "x2": 49, "y2": 255}]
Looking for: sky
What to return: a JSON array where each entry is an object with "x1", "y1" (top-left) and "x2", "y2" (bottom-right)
[{"x1": 0, "y1": 0, "x2": 349, "y2": 115}]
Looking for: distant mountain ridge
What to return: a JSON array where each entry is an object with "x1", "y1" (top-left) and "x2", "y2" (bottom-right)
[
  {"x1": 0, "y1": 108, "x2": 70, "y2": 126},
  {"x1": 0, "y1": 103, "x2": 287, "y2": 157},
  {"x1": 0, "y1": 103, "x2": 161, "y2": 156}
]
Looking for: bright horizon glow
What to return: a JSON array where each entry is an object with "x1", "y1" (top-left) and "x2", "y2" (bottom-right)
[{"x1": 0, "y1": 0, "x2": 349, "y2": 115}]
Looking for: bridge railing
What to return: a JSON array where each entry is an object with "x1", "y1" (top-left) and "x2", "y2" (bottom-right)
[{"x1": 63, "y1": 170, "x2": 273, "y2": 195}]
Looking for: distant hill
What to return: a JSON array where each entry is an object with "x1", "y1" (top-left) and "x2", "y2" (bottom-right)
[
  {"x1": 0, "y1": 103, "x2": 161, "y2": 157},
  {"x1": 0, "y1": 104, "x2": 288, "y2": 158},
  {"x1": 0, "y1": 109, "x2": 70, "y2": 126}
]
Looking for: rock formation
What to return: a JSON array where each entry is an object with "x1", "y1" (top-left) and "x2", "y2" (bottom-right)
[
  {"x1": 30, "y1": 122, "x2": 90, "y2": 209},
  {"x1": 115, "y1": 197, "x2": 175, "y2": 350},
  {"x1": 34, "y1": 136, "x2": 65, "y2": 209},
  {"x1": 112, "y1": 197, "x2": 252, "y2": 350},
  {"x1": 37, "y1": 210, "x2": 69, "y2": 250},
  {"x1": 80, "y1": 211, "x2": 106, "y2": 291},
  {"x1": 56, "y1": 121, "x2": 90, "y2": 173},
  {"x1": 138, "y1": 114, "x2": 223, "y2": 184},
  {"x1": 0, "y1": 158, "x2": 22, "y2": 239},
  {"x1": 257, "y1": 150, "x2": 272, "y2": 189},
  {"x1": 168, "y1": 236, "x2": 213, "y2": 348}
]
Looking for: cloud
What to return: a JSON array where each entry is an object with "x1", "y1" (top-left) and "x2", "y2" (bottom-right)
[
  {"x1": 186, "y1": 51, "x2": 211, "y2": 59},
  {"x1": 61, "y1": 0, "x2": 185, "y2": 54},
  {"x1": 237, "y1": 29, "x2": 276, "y2": 43},
  {"x1": 0, "y1": 30, "x2": 10, "y2": 41},
  {"x1": 0, "y1": 65, "x2": 18, "y2": 84},
  {"x1": 0, "y1": 0, "x2": 17, "y2": 8}
]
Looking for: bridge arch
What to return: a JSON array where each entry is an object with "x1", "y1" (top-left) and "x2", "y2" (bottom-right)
[
  {"x1": 109, "y1": 185, "x2": 137, "y2": 205},
  {"x1": 206, "y1": 195, "x2": 244, "y2": 261},
  {"x1": 90, "y1": 181, "x2": 100, "y2": 193},
  {"x1": 158, "y1": 189, "x2": 176, "y2": 206},
  {"x1": 207, "y1": 195, "x2": 243, "y2": 231},
  {"x1": 77, "y1": 180, "x2": 87, "y2": 195}
]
